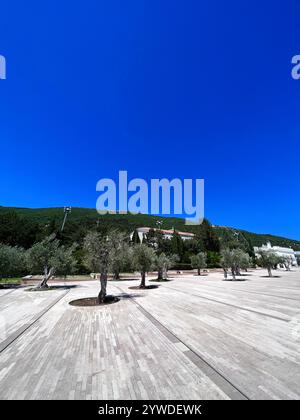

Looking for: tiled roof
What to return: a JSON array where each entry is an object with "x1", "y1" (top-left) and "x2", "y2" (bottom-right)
[{"x1": 137, "y1": 227, "x2": 194, "y2": 237}]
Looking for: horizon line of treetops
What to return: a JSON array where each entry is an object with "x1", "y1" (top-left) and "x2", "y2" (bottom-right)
[
  {"x1": 0, "y1": 210, "x2": 250, "y2": 273},
  {"x1": 0, "y1": 211, "x2": 294, "y2": 302}
]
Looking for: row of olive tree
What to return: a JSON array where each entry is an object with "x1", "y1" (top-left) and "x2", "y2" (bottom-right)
[
  {"x1": 83, "y1": 230, "x2": 179, "y2": 302},
  {"x1": 1, "y1": 229, "x2": 292, "y2": 301},
  {"x1": 0, "y1": 244, "x2": 26, "y2": 279},
  {"x1": 0, "y1": 230, "x2": 179, "y2": 296},
  {"x1": 220, "y1": 248, "x2": 251, "y2": 280},
  {"x1": 0, "y1": 235, "x2": 78, "y2": 287},
  {"x1": 219, "y1": 248, "x2": 290, "y2": 279},
  {"x1": 190, "y1": 252, "x2": 207, "y2": 275},
  {"x1": 27, "y1": 234, "x2": 77, "y2": 288},
  {"x1": 255, "y1": 250, "x2": 289, "y2": 277}
]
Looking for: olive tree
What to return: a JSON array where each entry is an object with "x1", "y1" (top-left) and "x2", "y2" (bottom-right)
[
  {"x1": 257, "y1": 250, "x2": 281, "y2": 277},
  {"x1": 190, "y1": 252, "x2": 207, "y2": 276},
  {"x1": 132, "y1": 244, "x2": 156, "y2": 288},
  {"x1": 233, "y1": 249, "x2": 251, "y2": 276},
  {"x1": 282, "y1": 255, "x2": 293, "y2": 271},
  {"x1": 220, "y1": 248, "x2": 231, "y2": 279},
  {"x1": 27, "y1": 235, "x2": 77, "y2": 288},
  {"x1": 0, "y1": 244, "x2": 26, "y2": 279},
  {"x1": 51, "y1": 244, "x2": 77, "y2": 279},
  {"x1": 109, "y1": 230, "x2": 132, "y2": 280},
  {"x1": 84, "y1": 232, "x2": 111, "y2": 302},
  {"x1": 220, "y1": 248, "x2": 251, "y2": 280},
  {"x1": 155, "y1": 253, "x2": 178, "y2": 280},
  {"x1": 83, "y1": 229, "x2": 131, "y2": 302}
]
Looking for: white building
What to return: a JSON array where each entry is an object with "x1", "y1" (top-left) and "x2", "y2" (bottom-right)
[
  {"x1": 295, "y1": 251, "x2": 300, "y2": 263},
  {"x1": 254, "y1": 242, "x2": 298, "y2": 266},
  {"x1": 131, "y1": 227, "x2": 195, "y2": 243}
]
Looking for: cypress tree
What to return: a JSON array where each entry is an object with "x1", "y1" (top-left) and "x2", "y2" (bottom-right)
[{"x1": 132, "y1": 229, "x2": 141, "y2": 244}]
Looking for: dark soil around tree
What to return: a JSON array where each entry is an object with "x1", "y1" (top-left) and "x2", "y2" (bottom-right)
[
  {"x1": 128, "y1": 285, "x2": 159, "y2": 290},
  {"x1": 222, "y1": 278, "x2": 248, "y2": 282},
  {"x1": 26, "y1": 285, "x2": 78, "y2": 292},
  {"x1": 69, "y1": 296, "x2": 120, "y2": 307},
  {"x1": 149, "y1": 278, "x2": 173, "y2": 283},
  {"x1": 0, "y1": 284, "x2": 20, "y2": 289},
  {"x1": 110, "y1": 278, "x2": 139, "y2": 282}
]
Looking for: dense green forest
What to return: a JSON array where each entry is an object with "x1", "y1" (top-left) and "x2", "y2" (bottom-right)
[
  {"x1": 1, "y1": 206, "x2": 299, "y2": 250},
  {"x1": 1, "y1": 206, "x2": 299, "y2": 277}
]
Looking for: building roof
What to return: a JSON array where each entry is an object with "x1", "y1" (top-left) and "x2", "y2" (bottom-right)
[{"x1": 137, "y1": 227, "x2": 195, "y2": 237}]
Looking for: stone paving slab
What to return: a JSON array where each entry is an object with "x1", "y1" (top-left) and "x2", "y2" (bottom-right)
[
  {"x1": 0, "y1": 268, "x2": 299, "y2": 400},
  {"x1": 0, "y1": 287, "x2": 68, "y2": 343}
]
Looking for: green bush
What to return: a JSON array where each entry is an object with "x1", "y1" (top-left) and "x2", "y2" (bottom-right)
[{"x1": 172, "y1": 263, "x2": 192, "y2": 271}]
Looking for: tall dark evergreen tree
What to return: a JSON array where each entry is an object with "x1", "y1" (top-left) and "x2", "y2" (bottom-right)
[
  {"x1": 196, "y1": 219, "x2": 220, "y2": 253},
  {"x1": 131, "y1": 229, "x2": 141, "y2": 244},
  {"x1": 171, "y1": 231, "x2": 184, "y2": 261},
  {"x1": 143, "y1": 228, "x2": 165, "y2": 253}
]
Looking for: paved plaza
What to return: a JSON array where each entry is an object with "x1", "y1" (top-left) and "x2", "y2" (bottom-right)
[{"x1": 0, "y1": 268, "x2": 299, "y2": 400}]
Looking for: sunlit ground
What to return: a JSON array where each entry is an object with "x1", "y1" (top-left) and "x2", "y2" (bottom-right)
[{"x1": 0, "y1": 268, "x2": 299, "y2": 400}]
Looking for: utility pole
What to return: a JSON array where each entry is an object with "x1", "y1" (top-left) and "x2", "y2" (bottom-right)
[
  {"x1": 61, "y1": 207, "x2": 72, "y2": 232},
  {"x1": 156, "y1": 220, "x2": 163, "y2": 231}
]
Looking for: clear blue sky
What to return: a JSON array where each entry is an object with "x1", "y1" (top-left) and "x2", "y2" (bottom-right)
[{"x1": 0, "y1": 1, "x2": 300, "y2": 239}]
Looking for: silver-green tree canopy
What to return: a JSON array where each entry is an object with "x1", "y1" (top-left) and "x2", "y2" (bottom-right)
[
  {"x1": 26, "y1": 234, "x2": 77, "y2": 288},
  {"x1": 190, "y1": 252, "x2": 207, "y2": 276},
  {"x1": 132, "y1": 243, "x2": 156, "y2": 288},
  {"x1": 281, "y1": 255, "x2": 293, "y2": 271},
  {"x1": 50, "y1": 244, "x2": 77, "y2": 279},
  {"x1": 155, "y1": 253, "x2": 178, "y2": 280},
  {"x1": 83, "y1": 230, "x2": 131, "y2": 302},
  {"x1": 220, "y1": 248, "x2": 231, "y2": 279},
  {"x1": 108, "y1": 230, "x2": 132, "y2": 280},
  {"x1": 257, "y1": 250, "x2": 281, "y2": 277},
  {"x1": 84, "y1": 231, "x2": 110, "y2": 302},
  {"x1": 0, "y1": 244, "x2": 25, "y2": 280},
  {"x1": 233, "y1": 249, "x2": 251, "y2": 276},
  {"x1": 220, "y1": 248, "x2": 251, "y2": 280}
]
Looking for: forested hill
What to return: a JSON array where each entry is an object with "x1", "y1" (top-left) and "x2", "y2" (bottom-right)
[
  {"x1": 213, "y1": 226, "x2": 300, "y2": 251},
  {"x1": 0, "y1": 206, "x2": 300, "y2": 250}
]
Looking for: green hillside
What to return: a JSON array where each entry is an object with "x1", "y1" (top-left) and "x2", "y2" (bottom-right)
[
  {"x1": 0, "y1": 206, "x2": 299, "y2": 250},
  {"x1": 214, "y1": 226, "x2": 300, "y2": 251},
  {"x1": 0, "y1": 206, "x2": 196, "y2": 232}
]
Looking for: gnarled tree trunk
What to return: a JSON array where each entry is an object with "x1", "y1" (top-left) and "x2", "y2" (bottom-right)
[
  {"x1": 267, "y1": 267, "x2": 273, "y2": 277},
  {"x1": 140, "y1": 271, "x2": 146, "y2": 288},
  {"x1": 113, "y1": 271, "x2": 120, "y2": 280},
  {"x1": 157, "y1": 268, "x2": 163, "y2": 281},
  {"x1": 98, "y1": 272, "x2": 108, "y2": 303},
  {"x1": 38, "y1": 266, "x2": 54, "y2": 289}
]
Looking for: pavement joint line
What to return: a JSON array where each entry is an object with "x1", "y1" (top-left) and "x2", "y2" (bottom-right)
[
  {"x1": 112, "y1": 284, "x2": 249, "y2": 401},
  {"x1": 0, "y1": 289, "x2": 70, "y2": 354},
  {"x1": 222, "y1": 289, "x2": 300, "y2": 302},
  {"x1": 0, "y1": 288, "x2": 19, "y2": 299},
  {"x1": 160, "y1": 284, "x2": 289, "y2": 322},
  {"x1": 178, "y1": 281, "x2": 300, "y2": 302}
]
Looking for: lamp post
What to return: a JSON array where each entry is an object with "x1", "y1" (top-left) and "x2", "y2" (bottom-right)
[
  {"x1": 156, "y1": 220, "x2": 163, "y2": 231},
  {"x1": 61, "y1": 206, "x2": 72, "y2": 232}
]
